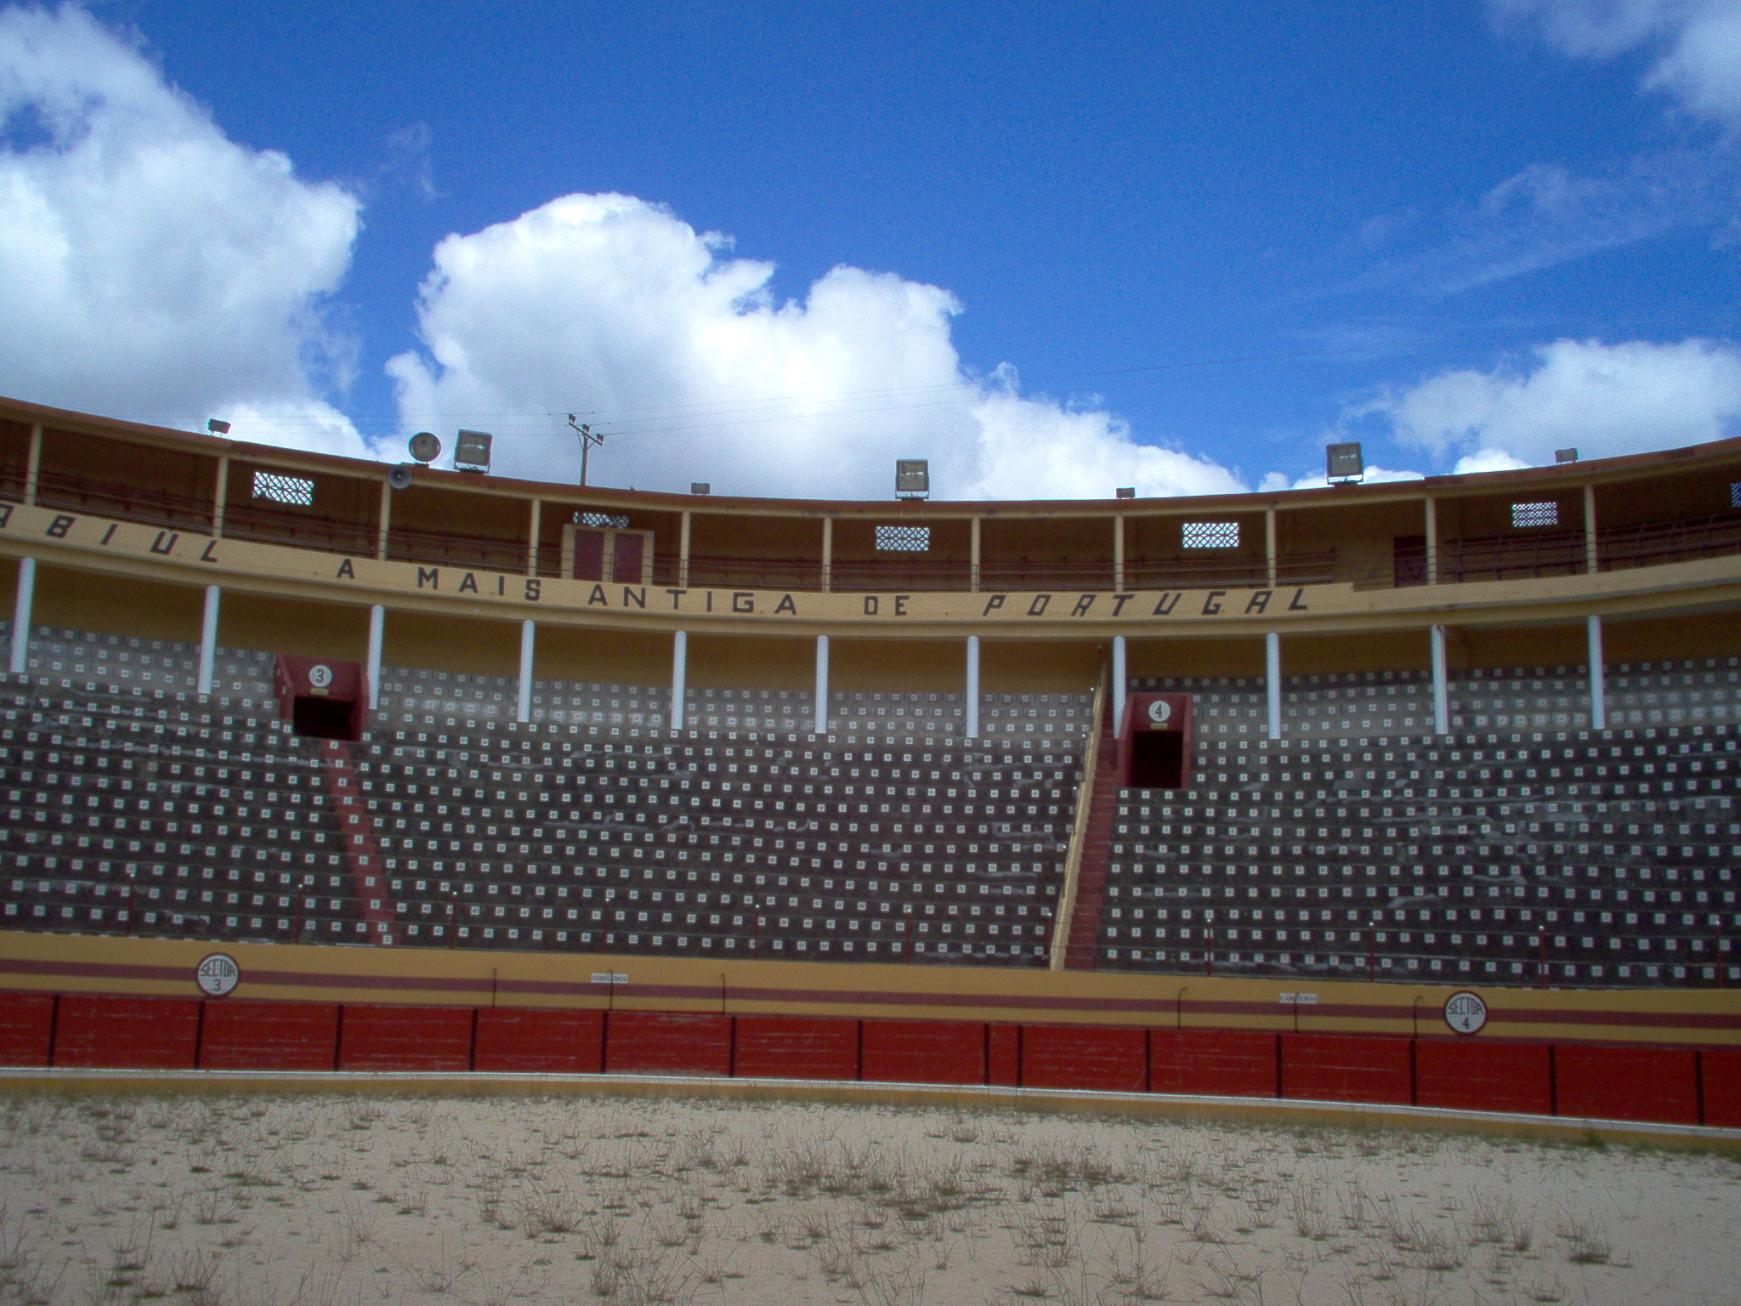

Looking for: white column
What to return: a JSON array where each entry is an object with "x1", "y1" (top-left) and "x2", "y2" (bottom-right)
[
  {"x1": 1111, "y1": 635, "x2": 1127, "y2": 733},
  {"x1": 1587, "y1": 613, "x2": 1607, "y2": 731},
  {"x1": 1430, "y1": 624, "x2": 1450, "y2": 736},
  {"x1": 1265, "y1": 631, "x2": 1281, "y2": 742},
  {"x1": 965, "y1": 635, "x2": 980, "y2": 739},
  {"x1": 671, "y1": 630, "x2": 688, "y2": 733},
  {"x1": 813, "y1": 634, "x2": 829, "y2": 735},
  {"x1": 9, "y1": 557, "x2": 36, "y2": 675},
  {"x1": 366, "y1": 604, "x2": 385, "y2": 711},
  {"x1": 197, "y1": 584, "x2": 219, "y2": 696},
  {"x1": 517, "y1": 619, "x2": 535, "y2": 724}
]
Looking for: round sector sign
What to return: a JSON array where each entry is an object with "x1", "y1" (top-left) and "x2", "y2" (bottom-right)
[
  {"x1": 1147, "y1": 699, "x2": 1172, "y2": 726},
  {"x1": 309, "y1": 663, "x2": 334, "y2": 689},
  {"x1": 196, "y1": 952, "x2": 240, "y2": 997},
  {"x1": 1443, "y1": 990, "x2": 1487, "y2": 1035}
]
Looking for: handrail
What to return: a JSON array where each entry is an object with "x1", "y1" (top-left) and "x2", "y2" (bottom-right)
[{"x1": 1049, "y1": 664, "x2": 1108, "y2": 971}]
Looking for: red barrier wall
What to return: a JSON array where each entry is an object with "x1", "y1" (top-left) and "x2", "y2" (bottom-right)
[
  {"x1": 1021, "y1": 1023, "x2": 1148, "y2": 1093},
  {"x1": 1281, "y1": 1033, "x2": 1413, "y2": 1105},
  {"x1": 1149, "y1": 1028, "x2": 1278, "y2": 1098},
  {"x1": 199, "y1": 1000, "x2": 340, "y2": 1071},
  {"x1": 860, "y1": 1019, "x2": 986, "y2": 1085},
  {"x1": 54, "y1": 994, "x2": 201, "y2": 1069},
  {"x1": 1555, "y1": 1044, "x2": 1700, "y2": 1126},
  {"x1": 733, "y1": 1015, "x2": 859, "y2": 1081},
  {"x1": 1414, "y1": 1038, "x2": 1552, "y2": 1116},
  {"x1": 604, "y1": 1011, "x2": 731, "y2": 1077},
  {"x1": 337, "y1": 1004, "x2": 474, "y2": 1072},
  {"x1": 1699, "y1": 1049, "x2": 1741, "y2": 1128},
  {"x1": 988, "y1": 1023, "x2": 1020, "y2": 1087},
  {"x1": 0, "y1": 992, "x2": 54, "y2": 1067},
  {"x1": 474, "y1": 1008, "x2": 604, "y2": 1074}
]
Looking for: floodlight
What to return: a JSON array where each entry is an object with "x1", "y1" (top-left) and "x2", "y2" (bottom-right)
[
  {"x1": 1555, "y1": 448, "x2": 1579, "y2": 464},
  {"x1": 408, "y1": 431, "x2": 441, "y2": 463},
  {"x1": 690, "y1": 482, "x2": 711, "y2": 495},
  {"x1": 454, "y1": 429, "x2": 493, "y2": 473},
  {"x1": 1115, "y1": 487, "x2": 1136, "y2": 500},
  {"x1": 1326, "y1": 442, "x2": 1365, "y2": 485},
  {"x1": 206, "y1": 418, "x2": 231, "y2": 435},
  {"x1": 895, "y1": 459, "x2": 930, "y2": 499}
]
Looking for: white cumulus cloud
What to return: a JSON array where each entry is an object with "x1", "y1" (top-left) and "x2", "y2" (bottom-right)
[
  {"x1": 0, "y1": 4, "x2": 371, "y2": 456},
  {"x1": 1369, "y1": 337, "x2": 1741, "y2": 466},
  {"x1": 388, "y1": 193, "x2": 1245, "y2": 500},
  {"x1": 1493, "y1": 0, "x2": 1741, "y2": 126}
]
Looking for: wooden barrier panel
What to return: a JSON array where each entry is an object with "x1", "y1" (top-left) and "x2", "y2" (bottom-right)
[
  {"x1": 1414, "y1": 1038, "x2": 1552, "y2": 1116},
  {"x1": 0, "y1": 992, "x2": 55, "y2": 1067},
  {"x1": 1555, "y1": 1044, "x2": 1700, "y2": 1126},
  {"x1": 1281, "y1": 1033, "x2": 1413, "y2": 1105},
  {"x1": 199, "y1": 1000, "x2": 340, "y2": 1071},
  {"x1": 1021, "y1": 1023, "x2": 1148, "y2": 1093},
  {"x1": 605, "y1": 1011, "x2": 732, "y2": 1077},
  {"x1": 860, "y1": 1019, "x2": 986, "y2": 1085},
  {"x1": 54, "y1": 994, "x2": 201, "y2": 1069},
  {"x1": 1699, "y1": 1048, "x2": 1741, "y2": 1129},
  {"x1": 988, "y1": 1024, "x2": 1021, "y2": 1087},
  {"x1": 1149, "y1": 1028, "x2": 1278, "y2": 1098},
  {"x1": 474, "y1": 1008, "x2": 604, "y2": 1074},
  {"x1": 733, "y1": 1015, "x2": 860, "y2": 1081},
  {"x1": 337, "y1": 1004, "x2": 474, "y2": 1072}
]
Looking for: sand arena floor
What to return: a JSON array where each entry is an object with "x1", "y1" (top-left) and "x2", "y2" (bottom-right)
[{"x1": 0, "y1": 1086, "x2": 1737, "y2": 1305}]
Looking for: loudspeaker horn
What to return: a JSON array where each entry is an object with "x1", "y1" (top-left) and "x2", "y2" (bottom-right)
[{"x1": 387, "y1": 465, "x2": 414, "y2": 490}]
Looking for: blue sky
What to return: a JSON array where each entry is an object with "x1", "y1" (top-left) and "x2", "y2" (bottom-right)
[{"x1": 1, "y1": 1, "x2": 1738, "y2": 498}]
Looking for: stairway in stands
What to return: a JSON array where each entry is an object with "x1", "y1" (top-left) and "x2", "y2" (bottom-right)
[
  {"x1": 317, "y1": 740, "x2": 400, "y2": 945},
  {"x1": 1063, "y1": 695, "x2": 1122, "y2": 969}
]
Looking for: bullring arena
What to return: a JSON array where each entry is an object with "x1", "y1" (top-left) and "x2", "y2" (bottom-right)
[{"x1": 1, "y1": 393, "x2": 1739, "y2": 1303}]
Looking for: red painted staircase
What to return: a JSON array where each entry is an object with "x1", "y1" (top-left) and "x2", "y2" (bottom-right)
[
  {"x1": 1063, "y1": 695, "x2": 1122, "y2": 970},
  {"x1": 317, "y1": 740, "x2": 400, "y2": 945}
]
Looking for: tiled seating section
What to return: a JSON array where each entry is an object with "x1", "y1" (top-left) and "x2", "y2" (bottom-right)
[
  {"x1": 1450, "y1": 665, "x2": 1588, "y2": 733},
  {"x1": 1607, "y1": 656, "x2": 1741, "y2": 729},
  {"x1": 355, "y1": 723, "x2": 1079, "y2": 966},
  {"x1": 376, "y1": 666, "x2": 516, "y2": 726},
  {"x1": 21, "y1": 626, "x2": 274, "y2": 711},
  {"x1": 829, "y1": 690, "x2": 962, "y2": 738},
  {"x1": 981, "y1": 691, "x2": 1094, "y2": 743},
  {"x1": 1135, "y1": 666, "x2": 1586, "y2": 738},
  {"x1": 0, "y1": 679, "x2": 368, "y2": 943},
  {"x1": 1100, "y1": 723, "x2": 1741, "y2": 987},
  {"x1": 1282, "y1": 671, "x2": 1432, "y2": 739}
]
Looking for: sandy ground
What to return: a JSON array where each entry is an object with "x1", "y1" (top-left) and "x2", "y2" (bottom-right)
[{"x1": 0, "y1": 1086, "x2": 1737, "y2": 1305}]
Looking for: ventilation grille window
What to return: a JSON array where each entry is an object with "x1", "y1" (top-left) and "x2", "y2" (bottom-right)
[
  {"x1": 251, "y1": 471, "x2": 314, "y2": 507},
  {"x1": 875, "y1": 525, "x2": 930, "y2": 552},
  {"x1": 1181, "y1": 520, "x2": 1239, "y2": 549},
  {"x1": 1731, "y1": 482, "x2": 1741, "y2": 510},
  {"x1": 575, "y1": 511, "x2": 630, "y2": 529},
  {"x1": 1510, "y1": 501, "x2": 1559, "y2": 528}
]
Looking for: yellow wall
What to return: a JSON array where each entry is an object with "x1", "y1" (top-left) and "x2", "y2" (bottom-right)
[
  {"x1": 981, "y1": 638, "x2": 1102, "y2": 691},
  {"x1": 536, "y1": 624, "x2": 669, "y2": 686},
  {"x1": 831, "y1": 637, "x2": 962, "y2": 691},
  {"x1": 220, "y1": 592, "x2": 372, "y2": 661},
  {"x1": 689, "y1": 632, "x2": 811, "y2": 689},
  {"x1": 384, "y1": 610, "x2": 519, "y2": 676},
  {"x1": 1128, "y1": 635, "x2": 1266, "y2": 678},
  {"x1": 1285, "y1": 629, "x2": 1431, "y2": 675},
  {"x1": 34, "y1": 565, "x2": 204, "y2": 642}
]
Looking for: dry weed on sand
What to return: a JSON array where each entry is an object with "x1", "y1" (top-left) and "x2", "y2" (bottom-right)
[{"x1": 0, "y1": 1091, "x2": 1736, "y2": 1304}]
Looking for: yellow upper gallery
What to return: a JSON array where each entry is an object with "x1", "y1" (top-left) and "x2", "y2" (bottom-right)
[{"x1": 2, "y1": 393, "x2": 1740, "y2": 649}]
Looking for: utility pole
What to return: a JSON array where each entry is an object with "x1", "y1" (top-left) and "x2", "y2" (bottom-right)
[{"x1": 568, "y1": 414, "x2": 605, "y2": 487}]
